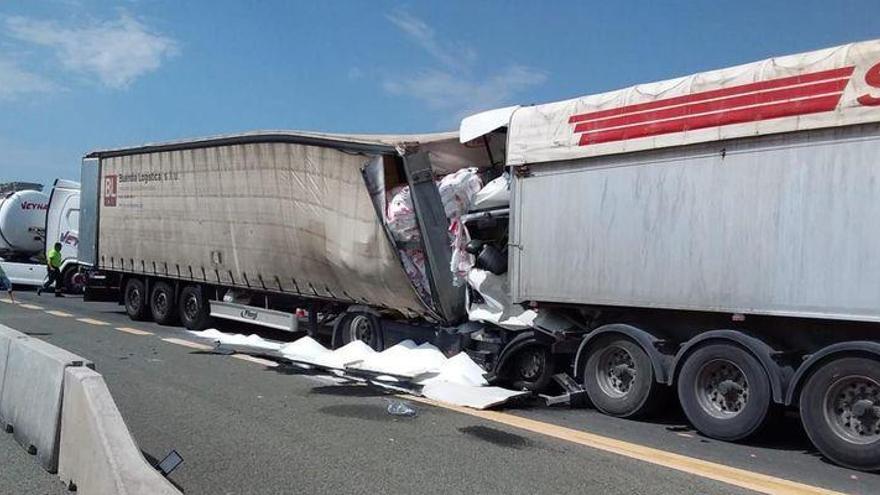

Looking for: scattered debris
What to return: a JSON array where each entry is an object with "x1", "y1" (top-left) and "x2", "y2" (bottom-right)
[{"x1": 385, "y1": 400, "x2": 417, "y2": 417}]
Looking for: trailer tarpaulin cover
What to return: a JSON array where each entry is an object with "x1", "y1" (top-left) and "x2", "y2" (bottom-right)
[
  {"x1": 97, "y1": 141, "x2": 429, "y2": 317},
  {"x1": 506, "y1": 39, "x2": 880, "y2": 165}
]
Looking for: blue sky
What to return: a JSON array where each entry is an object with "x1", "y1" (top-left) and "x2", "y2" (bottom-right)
[{"x1": 1, "y1": 0, "x2": 878, "y2": 187}]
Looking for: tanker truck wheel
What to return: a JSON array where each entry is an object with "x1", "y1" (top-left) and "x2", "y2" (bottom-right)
[
  {"x1": 150, "y1": 281, "x2": 178, "y2": 325},
  {"x1": 583, "y1": 336, "x2": 665, "y2": 418},
  {"x1": 179, "y1": 285, "x2": 212, "y2": 330},
  {"x1": 677, "y1": 343, "x2": 772, "y2": 441},
  {"x1": 62, "y1": 265, "x2": 84, "y2": 295},
  {"x1": 124, "y1": 278, "x2": 149, "y2": 321},
  {"x1": 799, "y1": 357, "x2": 880, "y2": 471}
]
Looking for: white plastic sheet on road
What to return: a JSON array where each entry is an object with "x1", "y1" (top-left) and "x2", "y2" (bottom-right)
[
  {"x1": 189, "y1": 330, "x2": 527, "y2": 409},
  {"x1": 190, "y1": 329, "x2": 284, "y2": 351}
]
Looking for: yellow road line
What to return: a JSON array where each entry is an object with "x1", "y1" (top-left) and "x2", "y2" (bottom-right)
[
  {"x1": 45, "y1": 310, "x2": 73, "y2": 317},
  {"x1": 405, "y1": 396, "x2": 844, "y2": 495},
  {"x1": 19, "y1": 303, "x2": 44, "y2": 310},
  {"x1": 115, "y1": 327, "x2": 154, "y2": 336},
  {"x1": 161, "y1": 337, "x2": 213, "y2": 350},
  {"x1": 232, "y1": 354, "x2": 278, "y2": 367},
  {"x1": 76, "y1": 318, "x2": 109, "y2": 326}
]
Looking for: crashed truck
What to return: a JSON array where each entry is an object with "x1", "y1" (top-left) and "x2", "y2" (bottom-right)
[
  {"x1": 456, "y1": 38, "x2": 880, "y2": 471},
  {"x1": 79, "y1": 38, "x2": 880, "y2": 470},
  {"x1": 78, "y1": 130, "x2": 534, "y2": 361}
]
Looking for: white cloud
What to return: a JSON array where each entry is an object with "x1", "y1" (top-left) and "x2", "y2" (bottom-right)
[
  {"x1": 385, "y1": 10, "x2": 476, "y2": 73},
  {"x1": 383, "y1": 10, "x2": 545, "y2": 122},
  {"x1": 5, "y1": 14, "x2": 178, "y2": 89},
  {"x1": 0, "y1": 57, "x2": 60, "y2": 100},
  {"x1": 384, "y1": 65, "x2": 547, "y2": 118}
]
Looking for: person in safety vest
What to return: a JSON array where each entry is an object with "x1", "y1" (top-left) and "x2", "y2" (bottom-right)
[
  {"x1": 0, "y1": 263, "x2": 12, "y2": 302},
  {"x1": 37, "y1": 242, "x2": 64, "y2": 297}
]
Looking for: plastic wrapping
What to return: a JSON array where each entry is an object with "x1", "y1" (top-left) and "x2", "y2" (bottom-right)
[
  {"x1": 385, "y1": 168, "x2": 482, "y2": 297},
  {"x1": 448, "y1": 218, "x2": 473, "y2": 286},
  {"x1": 472, "y1": 172, "x2": 510, "y2": 210}
]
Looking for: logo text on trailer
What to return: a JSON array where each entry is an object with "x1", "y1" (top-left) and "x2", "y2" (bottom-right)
[
  {"x1": 568, "y1": 63, "x2": 880, "y2": 147},
  {"x1": 20, "y1": 201, "x2": 48, "y2": 210},
  {"x1": 104, "y1": 175, "x2": 117, "y2": 207}
]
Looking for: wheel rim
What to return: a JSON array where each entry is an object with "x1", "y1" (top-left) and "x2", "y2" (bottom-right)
[
  {"x1": 128, "y1": 286, "x2": 142, "y2": 311},
  {"x1": 695, "y1": 359, "x2": 749, "y2": 418},
  {"x1": 154, "y1": 291, "x2": 169, "y2": 316},
  {"x1": 516, "y1": 348, "x2": 546, "y2": 381},
  {"x1": 823, "y1": 375, "x2": 880, "y2": 445},
  {"x1": 70, "y1": 273, "x2": 85, "y2": 292},
  {"x1": 596, "y1": 345, "x2": 636, "y2": 398},
  {"x1": 348, "y1": 315, "x2": 374, "y2": 346},
  {"x1": 183, "y1": 293, "x2": 200, "y2": 320}
]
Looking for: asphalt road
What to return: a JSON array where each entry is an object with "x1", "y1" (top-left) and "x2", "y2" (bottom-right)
[{"x1": 0, "y1": 289, "x2": 878, "y2": 494}]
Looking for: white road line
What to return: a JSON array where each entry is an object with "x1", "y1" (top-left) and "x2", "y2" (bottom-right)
[
  {"x1": 0, "y1": 298, "x2": 13, "y2": 303},
  {"x1": 18, "y1": 303, "x2": 44, "y2": 310},
  {"x1": 115, "y1": 327, "x2": 154, "y2": 336},
  {"x1": 232, "y1": 354, "x2": 279, "y2": 367},
  {"x1": 45, "y1": 310, "x2": 73, "y2": 317},
  {"x1": 161, "y1": 338, "x2": 213, "y2": 350},
  {"x1": 76, "y1": 318, "x2": 109, "y2": 326}
]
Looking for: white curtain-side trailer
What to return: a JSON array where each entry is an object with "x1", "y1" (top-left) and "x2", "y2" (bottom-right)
[{"x1": 78, "y1": 130, "x2": 504, "y2": 349}]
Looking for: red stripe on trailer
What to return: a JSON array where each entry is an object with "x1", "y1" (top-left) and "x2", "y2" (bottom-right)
[
  {"x1": 572, "y1": 79, "x2": 850, "y2": 134},
  {"x1": 568, "y1": 66, "x2": 855, "y2": 124},
  {"x1": 577, "y1": 94, "x2": 843, "y2": 146}
]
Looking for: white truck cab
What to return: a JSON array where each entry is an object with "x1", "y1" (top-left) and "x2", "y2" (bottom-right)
[{"x1": 45, "y1": 179, "x2": 82, "y2": 292}]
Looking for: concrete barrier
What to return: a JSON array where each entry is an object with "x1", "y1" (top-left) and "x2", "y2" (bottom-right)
[
  {"x1": 0, "y1": 324, "x2": 27, "y2": 404},
  {"x1": 0, "y1": 335, "x2": 91, "y2": 472},
  {"x1": 59, "y1": 367, "x2": 180, "y2": 494}
]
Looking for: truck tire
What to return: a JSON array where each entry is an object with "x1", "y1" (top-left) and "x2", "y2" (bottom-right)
[
  {"x1": 799, "y1": 357, "x2": 880, "y2": 471},
  {"x1": 124, "y1": 278, "x2": 149, "y2": 321},
  {"x1": 677, "y1": 343, "x2": 772, "y2": 441},
  {"x1": 504, "y1": 345, "x2": 555, "y2": 392},
  {"x1": 178, "y1": 285, "x2": 212, "y2": 330},
  {"x1": 149, "y1": 281, "x2": 178, "y2": 325},
  {"x1": 340, "y1": 313, "x2": 383, "y2": 350},
  {"x1": 62, "y1": 265, "x2": 84, "y2": 294},
  {"x1": 583, "y1": 336, "x2": 664, "y2": 418}
]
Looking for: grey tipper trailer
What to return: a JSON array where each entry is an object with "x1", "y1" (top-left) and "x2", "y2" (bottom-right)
[
  {"x1": 79, "y1": 130, "x2": 502, "y2": 347},
  {"x1": 459, "y1": 39, "x2": 880, "y2": 470}
]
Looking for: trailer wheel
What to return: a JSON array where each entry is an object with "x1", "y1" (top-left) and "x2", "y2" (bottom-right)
[
  {"x1": 799, "y1": 357, "x2": 880, "y2": 471},
  {"x1": 62, "y1": 265, "x2": 84, "y2": 295},
  {"x1": 179, "y1": 285, "x2": 212, "y2": 330},
  {"x1": 124, "y1": 278, "x2": 149, "y2": 321},
  {"x1": 149, "y1": 281, "x2": 178, "y2": 325},
  {"x1": 341, "y1": 313, "x2": 382, "y2": 350},
  {"x1": 583, "y1": 336, "x2": 664, "y2": 418},
  {"x1": 677, "y1": 343, "x2": 772, "y2": 441},
  {"x1": 504, "y1": 345, "x2": 555, "y2": 392}
]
